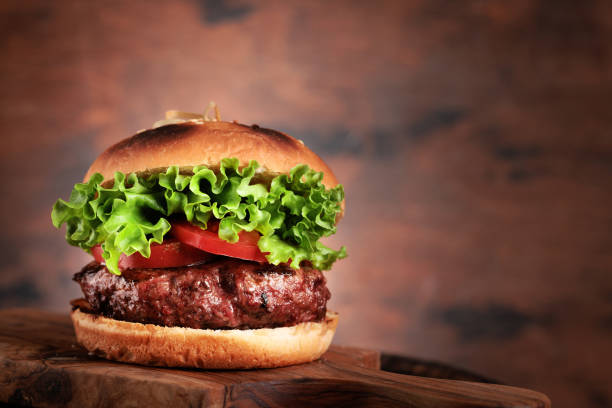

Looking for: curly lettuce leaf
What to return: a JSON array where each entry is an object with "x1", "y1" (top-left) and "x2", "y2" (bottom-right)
[{"x1": 51, "y1": 159, "x2": 346, "y2": 275}]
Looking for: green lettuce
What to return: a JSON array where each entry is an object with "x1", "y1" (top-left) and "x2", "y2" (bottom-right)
[{"x1": 51, "y1": 158, "x2": 346, "y2": 275}]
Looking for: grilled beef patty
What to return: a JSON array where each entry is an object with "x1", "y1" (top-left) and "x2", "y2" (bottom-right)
[{"x1": 73, "y1": 259, "x2": 330, "y2": 330}]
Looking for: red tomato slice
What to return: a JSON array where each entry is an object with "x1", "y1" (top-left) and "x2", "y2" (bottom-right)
[
  {"x1": 91, "y1": 239, "x2": 214, "y2": 270},
  {"x1": 171, "y1": 221, "x2": 268, "y2": 263}
]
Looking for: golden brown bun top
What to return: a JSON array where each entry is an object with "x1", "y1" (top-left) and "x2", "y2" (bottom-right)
[{"x1": 85, "y1": 121, "x2": 339, "y2": 189}]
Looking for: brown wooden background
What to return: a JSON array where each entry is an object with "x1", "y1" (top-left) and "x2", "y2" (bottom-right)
[{"x1": 1, "y1": 1, "x2": 611, "y2": 407}]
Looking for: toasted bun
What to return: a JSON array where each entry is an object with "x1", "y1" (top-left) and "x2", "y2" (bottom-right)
[
  {"x1": 71, "y1": 308, "x2": 338, "y2": 369},
  {"x1": 85, "y1": 121, "x2": 339, "y2": 189}
]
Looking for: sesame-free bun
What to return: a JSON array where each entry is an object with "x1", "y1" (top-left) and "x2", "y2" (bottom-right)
[
  {"x1": 84, "y1": 121, "x2": 339, "y2": 189},
  {"x1": 71, "y1": 308, "x2": 339, "y2": 369}
]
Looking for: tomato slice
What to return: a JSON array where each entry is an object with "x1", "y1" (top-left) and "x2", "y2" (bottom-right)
[
  {"x1": 171, "y1": 221, "x2": 268, "y2": 263},
  {"x1": 91, "y1": 239, "x2": 214, "y2": 270}
]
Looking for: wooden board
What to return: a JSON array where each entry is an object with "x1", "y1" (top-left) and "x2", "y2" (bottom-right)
[{"x1": 0, "y1": 309, "x2": 550, "y2": 407}]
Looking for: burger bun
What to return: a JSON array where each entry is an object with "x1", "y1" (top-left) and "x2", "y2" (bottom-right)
[{"x1": 71, "y1": 308, "x2": 339, "y2": 369}]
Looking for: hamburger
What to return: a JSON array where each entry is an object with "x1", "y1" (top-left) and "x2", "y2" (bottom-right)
[{"x1": 51, "y1": 108, "x2": 346, "y2": 369}]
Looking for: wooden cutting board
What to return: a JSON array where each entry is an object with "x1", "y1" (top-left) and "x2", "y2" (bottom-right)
[{"x1": 0, "y1": 309, "x2": 549, "y2": 407}]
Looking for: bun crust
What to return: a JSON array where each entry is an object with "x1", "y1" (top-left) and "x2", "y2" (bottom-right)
[
  {"x1": 71, "y1": 308, "x2": 338, "y2": 369},
  {"x1": 85, "y1": 121, "x2": 339, "y2": 189}
]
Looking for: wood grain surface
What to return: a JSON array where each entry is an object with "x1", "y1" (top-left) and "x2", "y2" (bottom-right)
[
  {"x1": 1, "y1": 1, "x2": 611, "y2": 407},
  {"x1": 0, "y1": 309, "x2": 550, "y2": 408}
]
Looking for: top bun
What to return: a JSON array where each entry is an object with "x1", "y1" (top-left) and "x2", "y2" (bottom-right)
[{"x1": 85, "y1": 121, "x2": 339, "y2": 189}]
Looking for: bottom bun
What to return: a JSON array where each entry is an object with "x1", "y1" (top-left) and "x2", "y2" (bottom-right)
[{"x1": 71, "y1": 308, "x2": 338, "y2": 369}]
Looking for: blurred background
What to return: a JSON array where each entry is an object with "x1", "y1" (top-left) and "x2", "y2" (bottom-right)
[{"x1": 1, "y1": 0, "x2": 611, "y2": 406}]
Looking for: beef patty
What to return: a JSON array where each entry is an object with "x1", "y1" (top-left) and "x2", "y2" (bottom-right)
[{"x1": 73, "y1": 259, "x2": 330, "y2": 330}]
